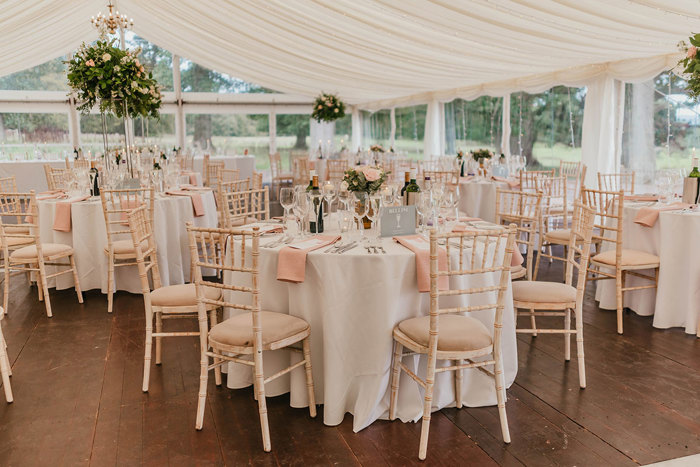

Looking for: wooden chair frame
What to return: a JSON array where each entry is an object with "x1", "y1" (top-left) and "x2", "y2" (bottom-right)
[
  {"x1": 0, "y1": 312, "x2": 12, "y2": 402},
  {"x1": 100, "y1": 187, "x2": 155, "y2": 314},
  {"x1": 187, "y1": 224, "x2": 316, "y2": 451},
  {"x1": 0, "y1": 191, "x2": 83, "y2": 317},
  {"x1": 533, "y1": 176, "x2": 568, "y2": 279},
  {"x1": 519, "y1": 169, "x2": 555, "y2": 192},
  {"x1": 423, "y1": 169, "x2": 459, "y2": 185},
  {"x1": 514, "y1": 201, "x2": 595, "y2": 388},
  {"x1": 270, "y1": 152, "x2": 293, "y2": 199},
  {"x1": 598, "y1": 172, "x2": 635, "y2": 195},
  {"x1": 45, "y1": 165, "x2": 70, "y2": 192},
  {"x1": 495, "y1": 189, "x2": 542, "y2": 281},
  {"x1": 389, "y1": 226, "x2": 517, "y2": 460},
  {"x1": 205, "y1": 160, "x2": 225, "y2": 188},
  {"x1": 582, "y1": 187, "x2": 659, "y2": 334},
  {"x1": 326, "y1": 159, "x2": 348, "y2": 183},
  {"x1": 221, "y1": 187, "x2": 270, "y2": 229}
]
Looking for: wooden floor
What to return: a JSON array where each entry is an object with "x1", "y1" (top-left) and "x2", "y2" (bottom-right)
[{"x1": 0, "y1": 256, "x2": 698, "y2": 466}]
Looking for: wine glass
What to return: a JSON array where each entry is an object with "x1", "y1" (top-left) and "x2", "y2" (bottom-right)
[
  {"x1": 292, "y1": 191, "x2": 311, "y2": 238},
  {"x1": 279, "y1": 187, "x2": 294, "y2": 230},
  {"x1": 338, "y1": 189, "x2": 353, "y2": 211},
  {"x1": 380, "y1": 186, "x2": 394, "y2": 207},
  {"x1": 366, "y1": 194, "x2": 382, "y2": 244},
  {"x1": 322, "y1": 180, "x2": 337, "y2": 219},
  {"x1": 351, "y1": 192, "x2": 369, "y2": 241}
]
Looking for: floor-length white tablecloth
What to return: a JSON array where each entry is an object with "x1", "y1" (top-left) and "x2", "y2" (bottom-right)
[
  {"x1": 458, "y1": 178, "x2": 509, "y2": 223},
  {"x1": 36, "y1": 191, "x2": 218, "y2": 293},
  {"x1": 192, "y1": 155, "x2": 256, "y2": 181},
  {"x1": 595, "y1": 202, "x2": 700, "y2": 334},
  {"x1": 0, "y1": 160, "x2": 66, "y2": 192},
  {"x1": 223, "y1": 227, "x2": 517, "y2": 432}
]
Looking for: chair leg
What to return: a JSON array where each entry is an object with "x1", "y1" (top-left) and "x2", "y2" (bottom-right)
[
  {"x1": 454, "y1": 359, "x2": 463, "y2": 409},
  {"x1": 69, "y1": 255, "x2": 83, "y2": 304},
  {"x1": 530, "y1": 309, "x2": 537, "y2": 337},
  {"x1": 208, "y1": 309, "x2": 221, "y2": 386},
  {"x1": 564, "y1": 309, "x2": 571, "y2": 361},
  {"x1": 107, "y1": 253, "x2": 115, "y2": 313},
  {"x1": 0, "y1": 331, "x2": 12, "y2": 403},
  {"x1": 494, "y1": 356, "x2": 511, "y2": 443},
  {"x1": 418, "y1": 361, "x2": 437, "y2": 460},
  {"x1": 155, "y1": 312, "x2": 162, "y2": 365},
  {"x1": 576, "y1": 308, "x2": 586, "y2": 388},
  {"x1": 3, "y1": 260, "x2": 10, "y2": 315},
  {"x1": 616, "y1": 269, "x2": 624, "y2": 335},
  {"x1": 195, "y1": 307, "x2": 210, "y2": 430},
  {"x1": 37, "y1": 259, "x2": 52, "y2": 318},
  {"x1": 533, "y1": 246, "x2": 542, "y2": 280},
  {"x1": 254, "y1": 356, "x2": 271, "y2": 452},
  {"x1": 142, "y1": 307, "x2": 153, "y2": 392},
  {"x1": 302, "y1": 337, "x2": 316, "y2": 418},
  {"x1": 389, "y1": 340, "x2": 403, "y2": 420}
]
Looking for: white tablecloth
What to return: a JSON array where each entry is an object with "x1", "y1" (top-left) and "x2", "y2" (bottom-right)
[
  {"x1": 0, "y1": 160, "x2": 66, "y2": 192},
  {"x1": 223, "y1": 226, "x2": 517, "y2": 432},
  {"x1": 595, "y1": 203, "x2": 700, "y2": 334},
  {"x1": 192, "y1": 155, "x2": 256, "y2": 181},
  {"x1": 36, "y1": 191, "x2": 218, "y2": 293},
  {"x1": 458, "y1": 178, "x2": 509, "y2": 223}
]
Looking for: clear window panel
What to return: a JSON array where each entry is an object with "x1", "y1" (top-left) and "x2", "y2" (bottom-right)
[
  {"x1": 126, "y1": 33, "x2": 174, "y2": 92},
  {"x1": 180, "y1": 58, "x2": 274, "y2": 93},
  {"x1": 276, "y1": 114, "x2": 309, "y2": 170},
  {"x1": 510, "y1": 86, "x2": 585, "y2": 170},
  {"x1": 0, "y1": 113, "x2": 71, "y2": 159},
  {"x1": 445, "y1": 97, "x2": 502, "y2": 155},
  {"x1": 361, "y1": 109, "x2": 391, "y2": 150},
  {"x1": 185, "y1": 113, "x2": 269, "y2": 169},
  {"x1": 133, "y1": 114, "x2": 176, "y2": 149},
  {"x1": 0, "y1": 57, "x2": 69, "y2": 91},
  {"x1": 79, "y1": 113, "x2": 126, "y2": 156},
  {"x1": 394, "y1": 104, "x2": 427, "y2": 159}
]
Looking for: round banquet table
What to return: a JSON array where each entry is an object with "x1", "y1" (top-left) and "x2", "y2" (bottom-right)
[
  {"x1": 36, "y1": 190, "x2": 218, "y2": 293},
  {"x1": 595, "y1": 202, "x2": 700, "y2": 334},
  {"x1": 458, "y1": 178, "x2": 509, "y2": 223},
  {"x1": 222, "y1": 221, "x2": 517, "y2": 432},
  {"x1": 0, "y1": 159, "x2": 67, "y2": 192}
]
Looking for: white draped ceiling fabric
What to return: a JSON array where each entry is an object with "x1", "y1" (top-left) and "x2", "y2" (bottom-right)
[{"x1": 3, "y1": 0, "x2": 700, "y2": 180}]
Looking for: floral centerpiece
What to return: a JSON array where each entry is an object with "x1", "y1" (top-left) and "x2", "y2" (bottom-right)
[
  {"x1": 369, "y1": 144, "x2": 385, "y2": 153},
  {"x1": 342, "y1": 166, "x2": 389, "y2": 228},
  {"x1": 678, "y1": 36, "x2": 700, "y2": 100},
  {"x1": 311, "y1": 92, "x2": 346, "y2": 122},
  {"x1": 470, "y1": 148, "x2": 494, "y2": 163},
  {"x1": 66, "y1": 38, "x2": 162, "y2": 119}
]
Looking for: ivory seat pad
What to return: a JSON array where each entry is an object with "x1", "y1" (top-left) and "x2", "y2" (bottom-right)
[
  {"x1": 10, "y1": 243, "x2": 72, "y2": 260},
  {"x1": 512, "y1": 281, "x2": 576, "y2": 303},
  {"x1": 209, "y1": 311, "x2": 309, "y2": 348},
  {"x1": 150, "y1": 283, "x2": 221, "y2": 307},
  {"x1": 397, "y1": 314, "x2": 492, "y2": 352},
  {"x1": 0, "y1": 236, "x2": 35, "y2": 248},
  {"x1": 105, "y1": 239, "x2": 149, "y2": 255},
  {"x1": 544, "y1": 229, "x2": 571, "y2": 243},
  {"x1": 591, "y1": 249, "x2": 660, "y2": 267}
]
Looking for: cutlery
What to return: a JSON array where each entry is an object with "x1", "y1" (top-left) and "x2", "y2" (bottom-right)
[
  {"x1": 324, "y1": 241, "x2": 347, "y2": 253},
  {"x1": 338, "y1": 244, "x2": 358, "y2": 254},
  {"x1": 378, "y1": 246, "x2": 387, "y2": 254},
  {"x1": 332, "y1": 241, "x2": 356, "y2": 253}
]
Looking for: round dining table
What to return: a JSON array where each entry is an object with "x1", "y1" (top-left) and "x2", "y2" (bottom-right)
[
  {"x1": 36, "y1": 190, "x2": 218, "y2": 293},
  {"x1": 458, "y1": 178, "x2": 510, "y2": 223},
  {"x1": 595, "y1": 201, "x2": 700, "y2": 334},
  {"x1": 222, "y1": 220, "x2": 517, "y2": 432}
]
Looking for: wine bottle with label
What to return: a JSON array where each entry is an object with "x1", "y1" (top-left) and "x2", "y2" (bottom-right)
[
  {"x1": 405, "y1": 171, "x2": 421, "y2": 206},
  {"x1": 400, "y1": 171, "x2": 410, "y2": 204},
  {"x1": 690, "y1": 157, "x2": 700, "y2": 203},
  {"x1": 306, "y1": 170, "x2": 316, "y2": 192},
  {"x1": 309, "y1": 174, "x2": 324, "y2": 233}
]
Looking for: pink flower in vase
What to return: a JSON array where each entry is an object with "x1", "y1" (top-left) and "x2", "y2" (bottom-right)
[
  {"x1": 688, "y1": 46, "x2": 698, "y2": 58},
  {"x1": 362, "y1": 167, "x2": 381, "y2": 181}
]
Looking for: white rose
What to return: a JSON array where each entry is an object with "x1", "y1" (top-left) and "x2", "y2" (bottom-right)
[
  {"x1": 114, "y1": 65, "x2": 120, "y2": 72},
  {"x1": 131, "y1": 81, "x2": 138, "y2": 88},
  {"x1": 102, "y1": 53, "x2": 111, "y2": 61}
]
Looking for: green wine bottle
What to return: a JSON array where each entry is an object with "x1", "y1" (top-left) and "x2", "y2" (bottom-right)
[
  {"x1": 309, "y1": 174, "x2": 324, "y2": 233},
  {"x1": 690, "y1": 157, "x2": 700, "y2": 178},
  {"x1": 405, "y1": 171, "x2": 421, "y2": 206},
  {"x1": 400, "y1": 171, "x2": 410, "y2": 204}
]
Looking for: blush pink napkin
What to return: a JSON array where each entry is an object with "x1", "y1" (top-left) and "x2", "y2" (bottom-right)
[
  {"x1": 166, "y1": 190, "x2": 205, "y2": 217},
  {"x1": 492, "y1": 176, "x2": 520, "y2": 189},
  {"x1": 625, "y1": 194, "x2": 659, "y2": 202},
  {"x1": 633, "y1": 202, "x2": 694, "y2": 227},
  {"x1": 393, "y1": 235, "x2": 449, "y2": 293},
  {"x1": 277, "y1": 235, "x2": 340, "y2": 283},
  {"x1": 182, "y1": 171, "x2": 199, "y2": 186},
  {"x1": 37, "y1": 191, "x2": 66, "y2": 201},
  {"x1": 52, "y1": 195, "x2": 90, "y2": 232},
  {"x1": 451, "y1": 223, "x2": 524, "y2": 266}
]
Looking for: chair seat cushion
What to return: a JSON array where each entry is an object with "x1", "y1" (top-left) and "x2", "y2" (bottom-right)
[
  {"x1": 544, "y1": 229, "x2": 571, "y2": 243},
  {"x1": 10, "y1": 243, "x2": 72, "y2": 260},
  {"x1": 0, "y1": 236, "x2": 35, "y2": 248},
  {"x1": 105, "y1": 239, "x2": 149, "y2": 255},
  {"x1": 150, "y1": 283, "x2": 221, "y2": 307},
  {"x1": 591, "y1": 249, "x2": 660, "y2": 268},
  {"x1": 397, "y1": 315, "x2": 492, "y2": 352},
  {"x1": 512, "y1": 281, "x2": 577, "y2": 304},
  {"x1": 209, "y1": 311, "x2": 309, "y2": 348}
]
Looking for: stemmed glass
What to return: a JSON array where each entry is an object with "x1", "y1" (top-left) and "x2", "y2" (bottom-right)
[
  {"x1": 292, "y1": 191, "x2": 311, "y2": 238},
  {"x1": 366, "y1": 195, "x2": 382, "y2": 244},
  {"x1": 322, "y1": 180, "x2": 337, "y2": 221},
  {"x1": 279, "y1": 187, "x2": 294, "y2": 231},
  {"x1": 338, "y1": 189, "x2": 353, "y2": 211},
  {"x1": 351, "y1": 192, "x2": 369, "y2": 241}
]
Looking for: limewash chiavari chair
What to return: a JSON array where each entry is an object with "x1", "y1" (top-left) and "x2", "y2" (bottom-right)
[
  {"x1": 0, "y1": 177, "x2": 33, "y2": 288},
  {"x1": 495, "y1": 189, "x2": 542, "y2": 281},
  {"x1": 0, "y1": 310, "x2": 12, "y2": 402},
  {"x1": 126, "y1": 206, "x2": 222, "y2": 392},
  {"x1": 424, "y1": 169, "x2": 459, "y2": 186},
  {"x1": 0, "y1": 191, "x2": 83, "y2": 317},
  {"x1": 44, "y1": 165, "x2": 70, "y2": 191},
  {"x1": 221, "y1": 187, "x2": 270, "y2": 229},
  {"x1": 292, "y1": 157, "x2": 310, "y2": 186},
  {"x1": 177, "y1": 153, "x2": 195, "y2": 171},
  {"x1": 389, "y1": 225, "x2": 517, "y2": 460},
  {"x1": 559, "y1": 161, "x2": 586, "y2": 200},
  {"x1": 533, "y1": 176, "x2": 568, "y2": 279},
  {"x1": 72, "y1": 159, "x2": 90, "y2": 170},
  {"x1": 582, "y1": 187, "x2": 659, "y2": 334},
  {"x1": 252, "y1": 171, "x2": 263, "y2": 190},
  {"x1": 100, "y1": 188, "x2": 155, "y2": 314},
  {"x1": 519, "y1": 169, "x2": 555, "y2": 192},
  {"x1": 269, "y1": 152, "x2": 293, "y2": 199},
  {"x1": 218, "y1": 168, "x2": 240, "y2": 184},
  {"x1": 205, "y1": 160, "x2": 225, "y2": 188},
  {"x1": 513, "y1": 201, "x2": 595, "y2": 388},
  {"x1": 326, "y1": 159, "x2": 348, "y2": 183},
  {"x1": 187, "y1": 223, "x2": 316, "y2": 452},
  {"x1": 598, "y1": 172, "x2": 635, "y2": 195}
]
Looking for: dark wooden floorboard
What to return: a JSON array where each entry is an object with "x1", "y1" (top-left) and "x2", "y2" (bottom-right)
[{"x1": 0, "y1": 249, "x2": 697, "y2": 465}]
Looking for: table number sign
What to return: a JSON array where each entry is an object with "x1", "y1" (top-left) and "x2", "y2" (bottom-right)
[{"x1": 380, "y1": 205, "x2": 416, "y2": 237}]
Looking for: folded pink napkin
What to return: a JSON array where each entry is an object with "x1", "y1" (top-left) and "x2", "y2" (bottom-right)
[
  {"x1": 633, "y1": 202, "x2": 694, "y2": 227},
  {"x1": 166, "y1": 190, "x2": 205, "y2": 217},
  {"x1": 450, "y1": 223, "x2": 524, "y2": 266},
  {"x1": 394, "y1": 235, "x2": 449, "y2": 293},
  {"x1": 181, "y1": 185, "x2": 212, "y2": 192},
  {"x1": 492, "y1": 176, "x2": 520, "y2": 189},
  {"x1": 182, "y1": 171, "x2": 199, "y2": 186},
  {"x1": 52, "y1": 195, "x2": 90, "y2": 232},
  {"x1": 37, "y1": 190, "x2": 66, "y2": 201},
  {"x1": 625, "y1": 194, "x2": 659, "y2": 202},
  {"x1": 277, "y1": 235, "x2": 340, "y2": 283}
]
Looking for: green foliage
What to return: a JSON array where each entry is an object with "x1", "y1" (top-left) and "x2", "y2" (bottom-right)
[
  {"x1": 342, "y1": 166, "x2": 388, "y2": 194},
  {"x1": 0, "y1": 56, "x2": 69, "y2": 91},
  {"x1": 312, "y1": 93, "x2": 346, "y2": 122},
  {"x1": 66, "y1": 38, "x2": 162, "y2": 119},
  {"x1": 470, "y1": 148, "x2": 493, "y2": 161},
  {"x1": 678, "y1": 35, "x2": 700, "y2": 101}
]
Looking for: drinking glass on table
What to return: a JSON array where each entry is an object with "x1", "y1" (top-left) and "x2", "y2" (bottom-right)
[
  {"x1": 366, "y1": 194, "x2": 382, "y2": 244},
  {"x1": 279, "y1": 187, "x2": 294, "y2": 231},
  {"x1": 338, "y1": 189, "x2": 353, "y2": 211},
  {"x1": 292, "y1": 192, "x2": 311, "y2": 238},
  {"x1": 322, "y1": 180, "x2": 337, "y2": 218},
  {"x1": 351, "y1": 192, "x2": 369, "y2": 241}
]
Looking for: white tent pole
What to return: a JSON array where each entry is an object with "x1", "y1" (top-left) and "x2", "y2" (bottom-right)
[
  {"x1": 389, "y1": 108, "x2": 396, "y2": 149},
  {"x1": 423, "y1": 99, "x2": 441, "y2": 159},
  {"x1": 501, "y1": 95, "x2": 511, "y2": 157},
  {"x1": 269, "y1": 108, "x2": 277, "y2": 155},
  {"x1": 68, "y1": 96, "x2": 80, "y2": 149},
  {"x1": 351, "y1": 106, "x2": 362, "y2": 152},
  {"x1": 172, "y1": 55, "x2": 185, "y2": 149}
]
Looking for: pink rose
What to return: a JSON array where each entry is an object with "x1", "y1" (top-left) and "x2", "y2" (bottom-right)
[
  {"x1": 85, "y1": 59, "x2": 95, "y2": 67},
  {"x1": 688, "y1": 46, "x2": 697, "y2": 58},
  {"x1": 362, "y1": 167, "x2": 381, "y2": 182}
]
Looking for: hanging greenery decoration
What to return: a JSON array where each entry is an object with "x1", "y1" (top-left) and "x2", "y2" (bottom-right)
[
  {"x1": 311, "y1": 92, "x2": 346, "y2": 122},
  {"x1": 678, "y1": 35, "x2": 700, "y2": 101}
]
